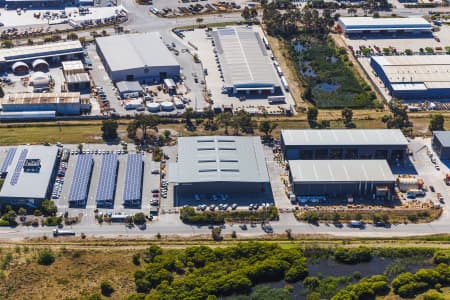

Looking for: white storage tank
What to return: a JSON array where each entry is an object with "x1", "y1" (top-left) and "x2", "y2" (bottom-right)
[
  {"x1": 161, "y1": 101, "x2": 174, "y2": 111},
  {"x1": 147, "y1": 102, "x2": 161, "y2": 112}
]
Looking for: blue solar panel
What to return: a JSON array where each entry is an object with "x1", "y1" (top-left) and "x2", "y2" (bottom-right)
[
  {"x1": 1, "y1": 148, "x2": 17, "y2": 173},
  {"x1": 10, "y1": 149, "x2": 28, "y2": 185},
  {"x1": 96, "y1": 154, "x2": 118, "y2": 204},
  {"x1": 68, "y1": 154, "x2": 93, "y2": 204},
  {"x1": 123, "y1": 154, "x2": 143, "y2": 204}
]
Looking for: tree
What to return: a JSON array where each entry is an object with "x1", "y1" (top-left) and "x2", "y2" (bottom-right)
[
  {"x1": 242, "y1": 6, "x2": 251, "y2": 20},
  {"x1": 307, "y1": 107, "x2": 318, "y2": 127},
  {"x1": 1, "y1": 40, "x2": 13, "y2": 48},
  {"x1": 37, "y1": 249, "x2": 55, "y2": 265},
  {"x1": 250, "y1": 8, "x2": 258, "y2": 19},
  {"x1": 67, "y1": 32, "x2": 78, "y2": 40},
  {"x1": 134, "y1": 212, "x2": 146, "y2": 225},
  {"x1": 41, "y1": 200, "x2": 57, "y2": 217},
  {"x1": 101, "y1": 119, "x2": 118, "y2": 140},
  {"x1": 341, "y1": 108, "x2": 354, "y2": 128},
  {"x1": 232, "y1": 110, "x2": 255, "y2": 134},
  {"x1": 429, "y1": 114, "x2": 445, "y2": 132},
  {"x1": 216, "y1": 112, "x2": 233, "y2": 135},
  {"x1": 0, "y1": 86, "x2": 4, "y2": 98},
  {"x1": 143, "y1": 245, "x2": 162, "y2": 263},
  {"x1": 18, "y1": 207, "x2": 26, "y2": 216},
  {"x1": 182, "y1": 107, "x2": 196, "y2": 131},
  {"x1": 211, "y1": 226, "x2": 222, "y2": 241},
  {"x1": 100, "y1": 280, "x2": 115, "y2": 296},
  {"x1": 259, "y1": 121, "x2": 278, "y2": 138},
  {"x1": 131, "y1": 114, "x2": 159, "y2": 141},
  {"x1": 196, "y1": 18, "x2": 203, "y2": 28}
]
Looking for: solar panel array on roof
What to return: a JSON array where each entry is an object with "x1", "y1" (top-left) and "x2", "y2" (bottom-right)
[
  {"x1": 10, "y1": 149, "x2": 28, "y2": 185},
  {"x1": 123, "y1": 154, "x2": 143, "y2": 205},
  {"x1": 69, "y1": 154, "x2": 93, "y2": 204},
  {"x1": 96, "y1": 154, "x2": 118, "y2": 205},
  {"x1": 1, "y1": 148, "x2": 17, "y2": 173}
]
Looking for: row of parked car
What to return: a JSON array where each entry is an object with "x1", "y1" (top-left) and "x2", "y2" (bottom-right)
[{"x1": 52, "y1": 161, "x2": 67, "y2": 199}]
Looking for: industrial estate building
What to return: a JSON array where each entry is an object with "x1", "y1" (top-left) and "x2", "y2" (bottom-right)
[
  {"x1": 0, "y1": 0, "x2": 81, "y2": 8},
  {"x1": 370, "y1": 55, "x2": 450, "y2": 99},
  {"x1": 0, "y1": 146, "x2": 58, "y2": 207},
  {"x1": 1, "y1": 92, "x2": 87, "y2": 115},
  {"x1": 288, "y1": 160, "x2": 395, "y2": 199},
  {"x1": 211, "y1": 27, "x2": 280, "y2": 94},
  {"x1": 281, "y1": 129, "x2": 408, "y2": 161},
  {"x1": 169, "y1": 136, "x2": 270, "y2": 202},
  {"x1": 432, "y1": 131, "x2": 450, "y2": 160},
  {"x1": 96, "y1": 32, "x2": 180, "y2": 83},
  {"x1": 0, "y1": 41, "x2": 83, "y2": 71},
  {"x1": 338, "y1": 17, "x2": 432, "y2": 35}
]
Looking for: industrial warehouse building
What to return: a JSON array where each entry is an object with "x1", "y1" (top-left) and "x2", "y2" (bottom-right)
[
  {"x1": 96, "y1": 32, "x2": 180, "y2": 83},
  {"x1": 281, "y1": 129, "x2": 408, "y2": 161},
  {"x1": 337, "y1": 17, "x2": 432, "y2": 35},
  {"x1": 289, "y1": 160, "x2": 395, "y2": 199},
  {"x1": 432, "y1": 131, "x2": 450, "y2": 160},
  {"x1": 0, "y1": 41, "x2": 83, "y2": 71},
  {"x1": 0, "y1": 0, "x2": 81, "y2": 8},
  {"x1": 211, "y1": 27, "x2": 280, "y2": 94},
  {"x1": 168, "y1": 136, "x2": 270, "y2": 204},
  {"x1": 0, "y1": 146, "x2": 58, "y2": 207},
  {"x1": 1, "y1": 92, "x2": 88, "y2": 115},
  {"x1": 371, "y1": 55, "x2": 450, "y2": 100}
]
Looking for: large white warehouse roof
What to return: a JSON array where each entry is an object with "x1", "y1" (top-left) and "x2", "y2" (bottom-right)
[
  {"x1": 212, "y1": 27, "x2": 279, "y2": 89},
  {"x1": 96, "y1": 32, "x2": 179, "y2": 72}
]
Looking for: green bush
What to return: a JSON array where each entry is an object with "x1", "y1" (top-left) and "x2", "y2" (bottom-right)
[
  {"x1": 433, "y1": 251, "x2": 450, "y2": 264},
  {"x1": 333, "y1": 247, "x2": 372, "y2": 264},
  {"x1": 180, "y1": 206, "x2": 279, "y2": 225},
  {"x1": 44, "y1": 216, "x2": 62, "y2": 226},
  {"x1": 422, "y1": 290, "x2": 445, "y2": 300},
  {"x1": 37, "y1": 249, "x2": 55, "y2": 266},
  {"x1": 100, "y1": 281, "x2": 114, "y2": 296}
]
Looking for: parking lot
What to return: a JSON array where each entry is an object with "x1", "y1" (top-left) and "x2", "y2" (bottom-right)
[
  {"x1": 53, "y1": 144, "x2": 160, "y2": 223},
  {"x1": 151, "y1": 0, "x2": 249, "y2": 17}
]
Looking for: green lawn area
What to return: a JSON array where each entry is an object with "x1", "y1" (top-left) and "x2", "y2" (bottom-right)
[{"x1": 0, "y1": 124, "x2": 104, "y2": 145}]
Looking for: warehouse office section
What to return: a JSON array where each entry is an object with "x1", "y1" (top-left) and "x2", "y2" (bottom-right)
[{"x1": 281, "y1": 129, "x2": 408, "y2": 162}]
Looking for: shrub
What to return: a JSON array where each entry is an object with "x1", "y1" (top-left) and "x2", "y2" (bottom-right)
[
  {"x1": 100, "y1": 280, "x2": 114, "y2": 296},
  {"x1": 433, "y1": 251, "x2": 450, "y2": 264},
  {"x1": 333, "y1": 247, "x2": 372, "y2": 264},
  {"x1": 37, "y1": 249, "x2": 55, "y2": 265},
  {"x1": 422, "y1": 290, "x2": 445, "y2": 300},
  {"x1": 284, "y1": 260, "x2": 308, "y2": 282},
  {"x1": 303, "y1": 211, "x2": 319, "y2": 224}
]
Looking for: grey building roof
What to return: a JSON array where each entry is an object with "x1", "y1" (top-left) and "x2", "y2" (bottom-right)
[
  {"x1": 168, "y1": 136, "x2": 269, "y2": 183},
  {"x1": 339, "y1": 17, "x2": 430, "y2": 29},
  {"x1": 116, "y1": 81, "x2": 143, "y2": 93},
  {"x1": 371, "y1": 55, "x2": 450, "y2": 92},
  {"x1": 96, "y1": 32, "x2": 180, "y2": 72},
  {"x1": 433, "y1": 131, "x2": 450, "y2": 148},
  {"x1": 212, "y1": 27, "x2": 280, "y2": 88},
  {"x1": 289, "y1": 160, "x2": 395, "y2": 183},
  {"x1": 0, "y1": 40, "x2": 83, "y2": 63},
  {"x1": 281, "y1": 129, "x2": 408, "y2": 147},
  {"x1": 0, "y1": 146, "x2": 58, "y2": 199}
]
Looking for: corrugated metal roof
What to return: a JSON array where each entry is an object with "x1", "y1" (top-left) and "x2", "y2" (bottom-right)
[
  {"x1": 339, "y1": 17, "x2": 430, "y2": 28},
  {"x1": 433, "y1": 131, "x2": 450, "y2": 147},
  {"x1": 371, "y1": 55, "x2": 450, "y2": 91},
  {"x1": 116, "y1": 81, "x2": 143, "y2": 93},
  {"x1": 168, "y1": 136, "x2": 269, "y2": 183},
  {"x1": 281, "y1": 129, "x2": 408, "y2": 146},
  {"x1": 0, "y1": 41, "x2": 82, "y2": 63},
  {"x1": 289, "y1": 160, "x2": 395, "y2": 183},
  {"x1": 96, "y1": 32, "x2": 179, "y2": 72},
  {"x1": 212, "y1": 27, "x2": 279, "y2": 88}
]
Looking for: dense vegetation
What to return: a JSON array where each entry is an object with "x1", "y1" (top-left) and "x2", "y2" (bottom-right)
[
  {"x1": 125, "y1": 243, "x2": 450, "y2": 300},
  {"x1": 295, "y1": 38, "x2": 377, "y2": 108},
  {"x1": 129, "y1": 243, "x2": 308, "y2": 299},
  {"x1": 179, "y1": 206, "x2": 279, "y2": 225}
]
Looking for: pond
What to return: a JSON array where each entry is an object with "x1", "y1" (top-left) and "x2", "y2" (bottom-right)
[
  {"x1": 315, "y1": 83, "x2": 340, "y2": 92},
  {"x1": 226, "y1": 256, "x2": 433, "y2": 300}
]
